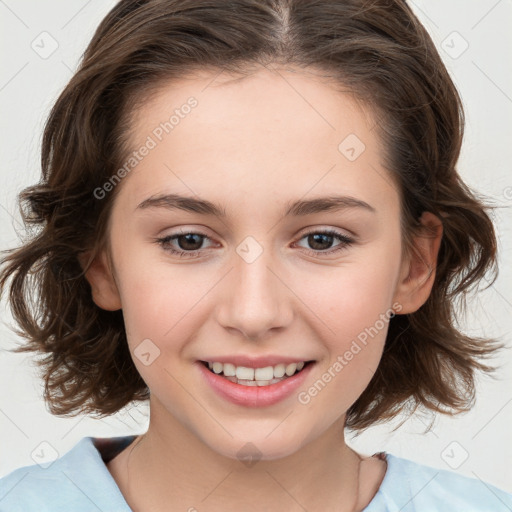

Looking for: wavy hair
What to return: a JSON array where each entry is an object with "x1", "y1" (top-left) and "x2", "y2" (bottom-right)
[{"x1": 0, "y1": 0, "x2": 501, "y2": 429}]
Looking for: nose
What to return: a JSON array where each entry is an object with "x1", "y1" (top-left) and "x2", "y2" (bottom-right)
[{"x1": 215, "y1": 249, "x2": 293, "y2": 341}]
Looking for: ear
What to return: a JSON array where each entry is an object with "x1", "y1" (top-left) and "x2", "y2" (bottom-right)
[
  {"x1": 78, "y1": 249, "x2": 122, "y2": 311},
  {"x1": 392, "y1": 211, "x2": 443, "y2": 314}
]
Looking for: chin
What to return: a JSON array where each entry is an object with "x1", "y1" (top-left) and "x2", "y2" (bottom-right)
[{"x1": 203, "y1": 429, "x2": 307, "y2": 463}]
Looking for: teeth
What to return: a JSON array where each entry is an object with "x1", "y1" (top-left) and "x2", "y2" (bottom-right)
[
  {"x1": 254, "y1": 366, "x2": 274, "y2": 381},
  {"x1": 273, "y1": 364, "x2": 286, "y2": 378},
  {"x1": 236, "y1": 366, "x2": 254, "y2": 380},
  {"x1": 223, "y1": 376, "x2": 285, "y2": 386},
  {"x1": 223, "y1": 363, "x2": 236, "y2": 377},
  {"x1": 285, "y1": 363, "x2": 297, "y2": 376},
  {"x1": 205, "y1": 360, "x2": 309, "y2": 383}
]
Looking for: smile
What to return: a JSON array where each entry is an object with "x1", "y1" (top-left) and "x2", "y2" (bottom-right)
[
  {"x1": 202, "y1": 360, "x2": 311, "y2": 386},
  {"x1": 197, "y1": 360, "x2": 316, "y2": 407}
]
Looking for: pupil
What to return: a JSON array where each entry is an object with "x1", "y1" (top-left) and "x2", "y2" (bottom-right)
[
  {"x1": 309, "y1": 233, "x2": 332, "y2": 250},
  {"x1": 179, "y1": 234, "x2": 202, "y2": 250}
]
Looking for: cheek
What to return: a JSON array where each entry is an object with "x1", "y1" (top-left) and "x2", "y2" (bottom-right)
[
  {"x1": 291, "y1": 248, "x2": 401, "y2": 403},
  {"x1": 298, "y1": 250, "x2": 400, "y2": 345},
  {"x1": 118, "y1": 264, "x2": 206, "y2": 345},
  {"x1": 295, "y1": 293, "x2": 393, "y2": 424},
  {"x1": 112, "y1": 247, "x2": 225, "y2": 385}
]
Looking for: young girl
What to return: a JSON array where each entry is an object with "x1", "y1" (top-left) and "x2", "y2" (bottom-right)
[{"x1": 1, "y1": 0, "x2": 511, "y2": 510}]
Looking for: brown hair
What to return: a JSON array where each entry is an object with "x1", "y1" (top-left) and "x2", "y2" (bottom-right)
[{"x1": 0, "y1": 0, "x2": 502, "y2": 430}]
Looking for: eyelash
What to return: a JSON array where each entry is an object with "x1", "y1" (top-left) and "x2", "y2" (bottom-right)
[{"x1": 155, "y1": 229, "x2": 354, "y2": 259}]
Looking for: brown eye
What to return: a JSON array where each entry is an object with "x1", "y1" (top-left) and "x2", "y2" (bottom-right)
[
  {"x1": 173, "y1": 233, "x2": 205, "y2": 251},
  {"x1": 307, "y1": 233, "x2": 336, "y2": 251},
  {"x1": 295, "y1": 229, "x2": 354, "y2": 257},
  {"x1": 155, "y1": 230, "x2": 213, "y2": 258}
]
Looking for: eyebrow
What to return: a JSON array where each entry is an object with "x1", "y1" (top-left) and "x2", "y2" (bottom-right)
[{"x1": 135, "y1": 193, "x2": 376, "y2": 217}]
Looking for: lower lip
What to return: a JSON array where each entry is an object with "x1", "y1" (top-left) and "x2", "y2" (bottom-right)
[{"x1": 196, "y1": 361, "x2": 315, "y2": 408}]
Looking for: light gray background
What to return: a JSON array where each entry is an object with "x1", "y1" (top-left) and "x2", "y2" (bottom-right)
[{"x1": 1, "y1": 0, "x2": 511, "y2": 493}]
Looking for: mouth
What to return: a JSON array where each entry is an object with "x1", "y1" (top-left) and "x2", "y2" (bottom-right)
[
  {"x1": 197, "y1": 358, "x2": 317, "y2": 407},
  {"x1": 199, "y1": 360, "x2": 315, "y2": 387}
]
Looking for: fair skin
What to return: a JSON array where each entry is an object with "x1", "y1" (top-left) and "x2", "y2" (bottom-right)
[{"x1": 83, "y1": 65, "x2": 442, "y2": 511}]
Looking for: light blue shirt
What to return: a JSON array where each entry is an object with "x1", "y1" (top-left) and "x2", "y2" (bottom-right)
[{"x1": 1, "y1": 435, "x2": 511, "y2": 511}]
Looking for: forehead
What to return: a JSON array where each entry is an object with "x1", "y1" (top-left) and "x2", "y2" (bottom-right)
[
  {"x1": 117, "y1": 66, "x2": 398, "y2": 219},
  {"x1": 129, "y1": 65, "x2": 376, "y2": 154}
]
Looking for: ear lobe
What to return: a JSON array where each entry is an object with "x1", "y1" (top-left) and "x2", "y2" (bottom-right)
[
  {"x1": 78, "y1": 249, "x2": 122, "y2": 311},
  {"x1": 393, "y1": 211, "x2": 443, "y2": 314}
]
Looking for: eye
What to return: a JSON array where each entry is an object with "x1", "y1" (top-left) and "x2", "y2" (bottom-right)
[
  {"x1": 155, "y1": 230, "x2": 213, "y2": 258},
  {"x1": 154, "y1": 228, "x2": 354, "y2": 258},
  {"x1": 293, "y1": 229, "x2": 354, "y2": 257}
]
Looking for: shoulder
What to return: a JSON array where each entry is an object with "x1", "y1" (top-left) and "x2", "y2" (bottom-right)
[
  {"x1": 0, "y1": 436, "x2": 133, "y2": 512},
  {"x1": 364, "y1": 452, "x2": 512, "y2": 512}
]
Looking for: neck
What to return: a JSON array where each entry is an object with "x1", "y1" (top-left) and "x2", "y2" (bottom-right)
[{"x1": 110, "y1": 400, "x2": 364, "y2": 512}]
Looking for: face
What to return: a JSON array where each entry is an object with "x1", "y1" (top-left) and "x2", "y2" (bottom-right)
[{"x1": 87, "y1": 66, "x2": 440, "y2": 461}]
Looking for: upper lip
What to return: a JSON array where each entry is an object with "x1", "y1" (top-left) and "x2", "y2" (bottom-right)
[{"x1": 199, "y1": 355, "x2": 315, "y2": 368}]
